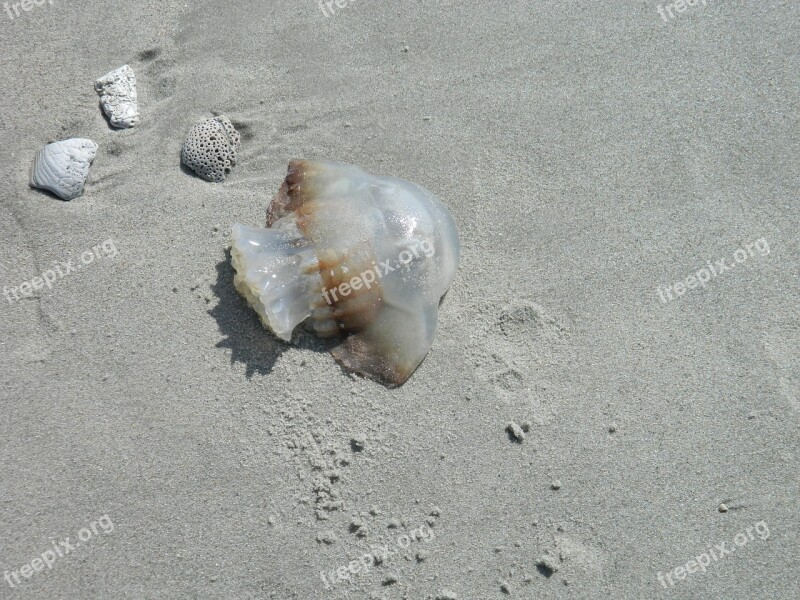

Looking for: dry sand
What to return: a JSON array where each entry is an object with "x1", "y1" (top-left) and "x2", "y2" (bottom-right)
[{"x1": 1, "y1": 0, "x2": 798, "y2": 598}]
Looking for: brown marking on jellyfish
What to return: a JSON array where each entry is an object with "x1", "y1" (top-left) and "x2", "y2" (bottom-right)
[
  {"x1": 313, "y1": 248, "x2": 384, "y2": 335},
  {"x1": 267, "y1": 159, "x2": 318, "y2": 226}
]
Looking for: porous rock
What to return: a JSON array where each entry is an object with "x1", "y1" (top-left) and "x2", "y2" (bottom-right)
[{"x1": 181, "y1": 115, "x2": 241, "y2": 182}]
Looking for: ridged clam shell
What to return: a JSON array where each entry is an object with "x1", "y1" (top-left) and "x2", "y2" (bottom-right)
[
  {"x1": 95, "y1": 65, "x2": 139, "y2": 128},
  {"x1": 29, "y1": 138, "x2": 98, "y2": 200},
  {"x1": 231, "y1": 159, "x2": 460, "y2": 386}
]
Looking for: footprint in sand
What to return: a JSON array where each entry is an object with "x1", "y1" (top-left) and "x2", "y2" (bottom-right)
[
  {"x1": 137, "y1": 47, "x2": 178, "y2": 103},
  {"x1": 547, "y1": 528, "x2": 610, "y2": 584},
  {"x1": 497, "y1": 301, "x2": 569, "y2": 344},
  {"x1": 476, "y1": 300, "x2": 571, "y2": 404}
]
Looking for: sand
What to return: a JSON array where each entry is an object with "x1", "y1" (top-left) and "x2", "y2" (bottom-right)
[{"x1": 1, "y1": 0, "x2": 798, "y2": 598}]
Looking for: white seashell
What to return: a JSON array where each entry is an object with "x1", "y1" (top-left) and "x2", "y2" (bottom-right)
[
  {"x1": 95, "y1": 65, "x2": 139, "y2": 128},
  {"x1": 231, "y1": 159, "x2": 460, "y2": 386},
  {"x1": 181, "y1": 115, "x2": 241, "y2": 182},
  {"x1": 29, "y1": 138, "x2": 98, "y2": 200}
]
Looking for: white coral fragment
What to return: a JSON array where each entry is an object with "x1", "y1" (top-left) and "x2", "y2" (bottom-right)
[
  {"x1": 95, "y1": 65, "x2": 140, "y2": 129},
  {"x1": 29, "y1": 138, "x2": 98, "y2": 200},
  {"x1": 181, "y1": 115, "x2": 241, "y2": 183}
]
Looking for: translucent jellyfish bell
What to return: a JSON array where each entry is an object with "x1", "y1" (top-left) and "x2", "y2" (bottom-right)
[{"x1": 231, "y1": 159, "x2": 460, "y2": 385}]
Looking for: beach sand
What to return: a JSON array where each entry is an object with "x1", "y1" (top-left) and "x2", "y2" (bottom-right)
[{"x1": 1, "y1": 0, "x2": 798, "y2": 597}]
